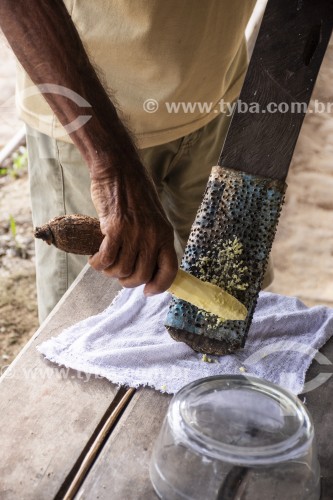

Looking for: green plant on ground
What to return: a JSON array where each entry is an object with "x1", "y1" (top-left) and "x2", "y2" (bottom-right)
[
  {"x1": 10, "y1": 147, "x2": 28, "y2": 178},
  {"x1": 9, "y1": 214, "x2": 17, "y2": 240},
  {"x1": 9, "y1": 214, "x2": 23, "y2": 253},
  {"x1": 0, "y1": 146, "x2": 28, "y2": 178}
]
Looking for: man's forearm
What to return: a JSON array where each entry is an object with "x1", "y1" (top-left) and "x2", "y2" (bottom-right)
[
  {"x1": 0, "y1": 0, "x2": 137, "y2": 177},
  {"x1": 0, "y1": 0, "x2": 179, "y2": 293}
]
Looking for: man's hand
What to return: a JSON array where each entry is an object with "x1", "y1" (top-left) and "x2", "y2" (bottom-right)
[
  {"x1": 89, "y1": 160, "x2": 178, "y2": 294},
  {"x1": 0, "y1": 0, "x2": 178, "y2": 293}
]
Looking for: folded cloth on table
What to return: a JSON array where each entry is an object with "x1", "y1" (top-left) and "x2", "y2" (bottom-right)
[{"x1": 37, "y1": 286, "x2": 333, "y2": 395}]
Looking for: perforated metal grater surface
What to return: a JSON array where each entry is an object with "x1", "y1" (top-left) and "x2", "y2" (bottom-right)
[{"x1": 165, "y1": 166, "x2": 286, "y2": 355}]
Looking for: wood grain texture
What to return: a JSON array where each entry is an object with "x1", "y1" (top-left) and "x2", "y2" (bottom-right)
[
  {"x1": 0, "y1": 266, "x2": 122, "y2": 500},
  {"x1": 219, "y1": 0, "x2": 333, "y2": 181},
  {"x1": 61, "y1": 388, "x2": 136, "y2": 500},
  {"x1": 300, "y1": 339, "x2": 333, "y2": 500},
  {"x1": 76, "y1": 389, "x2": 171, "y2": 500}
]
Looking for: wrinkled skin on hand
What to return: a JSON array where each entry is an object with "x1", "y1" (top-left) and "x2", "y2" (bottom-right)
[{"x1": 89, "y1": 159, "x2": 178, "y2": 295}]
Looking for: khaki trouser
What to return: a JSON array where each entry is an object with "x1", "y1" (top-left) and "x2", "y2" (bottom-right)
[{"x1": 27, "y1": 114, "x2": 273, "y2": 322}]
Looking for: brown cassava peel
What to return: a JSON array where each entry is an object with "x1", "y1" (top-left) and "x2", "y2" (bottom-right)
[{"x1": 34, "y1": 214, "x2": 103, "y2": 255}]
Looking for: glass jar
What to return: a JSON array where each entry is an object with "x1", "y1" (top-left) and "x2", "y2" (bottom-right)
[{"x1": 150, "y1": 375, "x2": 320, "y2": 499}]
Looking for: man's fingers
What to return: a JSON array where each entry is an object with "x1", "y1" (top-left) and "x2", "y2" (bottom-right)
[
  {"x1": 103, "y1": 247, "x2": 137, "y2": 278},
  {"x1": 89, "y1": 234, "x2": 119, "y2": 271},
  {"x1": 143, "y1": 246, "x2": 178, "y2": 295},
  {"x1": 119, "y1": 249, "x2": 157, "y2": 288}
]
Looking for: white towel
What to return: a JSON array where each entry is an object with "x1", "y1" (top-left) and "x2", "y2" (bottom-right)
[{"x1": 38, "y1": 287, "x2": 333, "y2": 395}]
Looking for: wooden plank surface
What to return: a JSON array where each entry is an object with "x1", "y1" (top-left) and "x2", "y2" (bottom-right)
[
  {"x1": 1, "y1": 262, "x2": 333, "y2": 499},
  {"x1": 76, "y1": 389, "x2": 170, "y2": 500},
  {"x1": 0, "y1": 265, "x2": 122, "y2": 499}
]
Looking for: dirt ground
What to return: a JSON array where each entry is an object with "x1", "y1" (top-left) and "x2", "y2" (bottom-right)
[
  {"x1": 0, "y1": 39, "x2": 39, "y2": 371},
  {"x1": 0, "y1": 35, "x2": 333, "y2": 372},
  {"x1": 0, "y1": 171, "x2": 38, "y2": 370}
]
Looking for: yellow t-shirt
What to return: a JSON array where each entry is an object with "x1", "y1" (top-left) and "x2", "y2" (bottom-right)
[{"x1": 16, "y1": 0, "x2": 256, "y2": 148}]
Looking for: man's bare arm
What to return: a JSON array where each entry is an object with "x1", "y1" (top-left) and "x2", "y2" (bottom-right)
[{"x1": 0, "y1": 0, "x2": 178, "y2": 293}]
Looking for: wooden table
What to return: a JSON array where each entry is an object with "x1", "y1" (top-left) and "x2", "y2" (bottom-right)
[{"x1": 0, "y1": 266, "x2": 332, "y2": 499}]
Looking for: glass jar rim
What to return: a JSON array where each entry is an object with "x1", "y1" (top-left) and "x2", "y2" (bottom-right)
[{"x1": 168, "y1": 375, "x2": 314, "y2": 466}]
